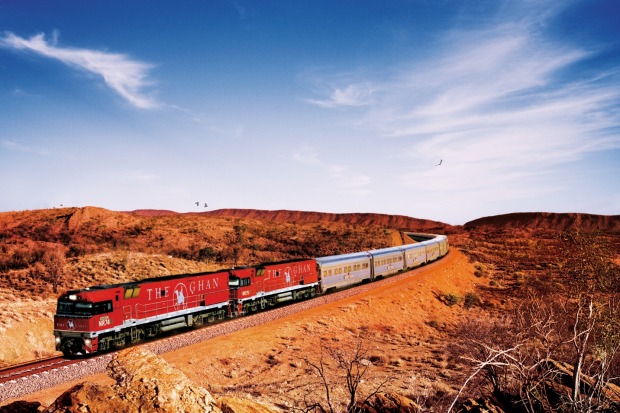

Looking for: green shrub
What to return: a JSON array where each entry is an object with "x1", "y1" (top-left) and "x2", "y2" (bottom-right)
[
  {"x1": 442, "y1": 293, "x2": 461, "y2": 307},
  {"x1": 464, "y1": 292, "x2": 481, "y2": 309}
]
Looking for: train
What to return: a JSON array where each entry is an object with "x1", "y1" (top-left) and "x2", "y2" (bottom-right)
[{"x1": 53, "y1": 233, "x2": 448, "y2": 356}]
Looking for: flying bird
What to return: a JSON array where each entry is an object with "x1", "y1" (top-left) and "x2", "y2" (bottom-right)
[
  {"x1": 435, "y1": 159, "x2": 442, "y2": 166},
  {"x1": 195, "y1": 201, "x2": 199, "y2": 206},
  {"x1": 204, "y1": 203, "x2": 208, "y2": 208}
]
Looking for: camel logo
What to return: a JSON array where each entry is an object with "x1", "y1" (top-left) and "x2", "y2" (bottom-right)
[
  {"x1": 67, "y1": 319, "x2": 75, "y2": 330},
  {"x1": 174, "y1": 283, "x2": 188, "y2": 310}
]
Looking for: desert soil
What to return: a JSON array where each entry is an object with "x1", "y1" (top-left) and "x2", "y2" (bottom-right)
[{"x1": 6, "y1": 249, "x2": 478, "y2": 409}]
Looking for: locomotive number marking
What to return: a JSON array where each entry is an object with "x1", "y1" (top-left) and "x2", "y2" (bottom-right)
[{"x1": 99, "y1": 316, "x2": 111, "y2": 327}]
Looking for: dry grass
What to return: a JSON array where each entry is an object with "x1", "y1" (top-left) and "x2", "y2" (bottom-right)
[{"x1": 0, "y1": 291, "x2": 57, "y2": 367}]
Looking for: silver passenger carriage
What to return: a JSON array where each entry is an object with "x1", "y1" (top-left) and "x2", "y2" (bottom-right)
[
  {"x1": 401, "y1": 242, "x2": 427, "y2": 269},
  {"x1": 420, "y1": 239, "x2": 440, "y2": 261},
  {"x1": 436, "y1": 235, "x2": 449, "y2": 257},
  {"x1": 368, "y1": 246, "x2": 405, "y2": 278},
  {"x1": 316, "y1": 251, "x2": 372, "y2": 292}
]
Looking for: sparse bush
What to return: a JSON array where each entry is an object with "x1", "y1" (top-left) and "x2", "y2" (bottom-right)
[
  {"x1": 426, "y1": 320, "x2": 440, "y2": 329},
  {"x1": 441, "y1": 293, "x2": 461, "y2": 307},
  {"x1": 463, "y1": 292, "x2": 480, "y2": 309}
]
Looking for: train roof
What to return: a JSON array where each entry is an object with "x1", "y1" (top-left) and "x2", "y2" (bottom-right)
[
  {"x1": 316, "y1": 251, "x2": 370, "y2": 264},
  {"x1": 367, "y1": 245, "x2": 405, "y2": 256},
  {"x1": 62, "y1": 268, "x2": 231, "y2": 296},
  {"x1": 62, "y1": 257, "x2": 316, "y2": 296}
]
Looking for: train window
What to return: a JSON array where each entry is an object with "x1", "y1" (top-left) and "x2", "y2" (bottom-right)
[
  {"x1": 160, "y1": 289, "x2": 167, "y2": 297},
  {"x1": 257, "y1": 269, "x2": 265, "y2": 276},
  {"x1": 57, "y1": 301, "x2": 75, "y2": 315},
  {"x1": 124, "y1": 287, "x2": 138, "y2": 299},
  {"x1": 93, "y1": 301, "x2": 113, "y2": 315},
  {"x1": 275, "y1": 270, "x2": 280, "y2": 277},
  {"x1": 57, "y1": 300, "x2": 113, "y2": 316}
]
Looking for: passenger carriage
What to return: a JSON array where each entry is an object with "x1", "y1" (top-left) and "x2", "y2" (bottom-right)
[
  {"x1": 315, "y1": 251, "x2": 372, "y2": 292},
  {"x1": 401, "y1": 242, "x2": 428, "y2": 269},
  {"x1": 368, "y1": 246, "x2": 405, "y2": 278}
]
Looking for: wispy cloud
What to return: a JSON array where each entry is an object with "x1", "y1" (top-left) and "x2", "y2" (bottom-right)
[
  {"x1": 2, "y1": 139, "x2": 50, "y2": 155},
  {"x1": 304, "y1": 2, "x2": 620, "y2": 208},
  {"x1": 0, "y1": 32, "x2": 159, "y2": 109},
  {"x1": 329, "y1": 165, "x2": 373, "y2": 195},
  {"x1": 292, "y1": 143, "x2": 320, "y2": 165},
  {"x1": 292, "y1": 144, "x2": 373, "y2": 195},
  {"x1": 304, "y1": 82, "x2": 374, "y2": 108}
]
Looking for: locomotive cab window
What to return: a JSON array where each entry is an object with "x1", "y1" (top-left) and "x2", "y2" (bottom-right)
[
  {"x1": 229, "y1": 277, "x2": 250, "y2": 288},
  {"x1": 56, "y1": 300, "x2": 113, "y2": 316}
]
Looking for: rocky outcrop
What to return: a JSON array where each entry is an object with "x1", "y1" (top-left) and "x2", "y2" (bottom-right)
[
  {"x1": 217, "y1": 396, "x2": 279, "y2": 413},
  {"x1": 458, "y1": 398, "x2": 506, "y2": 413},
  {"x1": 43, "y1": 348, "x2": 277, "y2": 413},
  {"x1": 355, "y1": 392, "x2": 421, "y2": 413},
  {"x1": 0, "y1": 401, "x2": 43, "y2": 413}
]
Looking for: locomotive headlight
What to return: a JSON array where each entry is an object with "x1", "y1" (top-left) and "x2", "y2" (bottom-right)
[
  {"x1": 55, "y1": 337, "x2": 61, "y2": 344},
  {"x1": 84, "y1": 338, "x2": 91, "y2": 346},
  {"x1": 69, "y1": 294, "x2": 77, "y2": 300}
]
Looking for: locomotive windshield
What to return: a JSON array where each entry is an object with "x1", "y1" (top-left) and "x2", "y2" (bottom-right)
[
  {"x1": 56, "y1": 300, "x2": 112, "y2": 316},
  {"x1": 228, "y1": 277, "x2": 250, "y2": 288}
]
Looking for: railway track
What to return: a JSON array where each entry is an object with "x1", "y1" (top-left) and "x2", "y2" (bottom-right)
[
  {"x1": 0, "y1": 357, "x2": 75, "y2": 383},
  {"x1": 0, "y1": 253, "x2": 451, "y2": 404}
]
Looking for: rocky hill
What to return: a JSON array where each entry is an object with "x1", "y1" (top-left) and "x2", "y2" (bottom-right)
[
  {"x1": 464, "y1": 212, "x2": 620, "y2": 231},
  {"x1": 201, "y1": 208, "x2": 452, "y2": 231}
]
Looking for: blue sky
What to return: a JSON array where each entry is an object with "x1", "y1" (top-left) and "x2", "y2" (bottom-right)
[{"x1": 1, "y1": 0, "x2": 619, "y2": 225}]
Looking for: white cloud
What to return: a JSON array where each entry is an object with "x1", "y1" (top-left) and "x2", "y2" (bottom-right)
[
  {"x1": 0, "y1": 32, "x2": 158, "y2": 109},
  {"x1": 2, "y1": 139, "x2": 49, "y2": 155},
  {"x1": 328, "y1": 165, "x2": 372, "y2": 195},
  {"x1": 303, "y1": 4, "x2": 620, "y2": 215},
  {"x1": 305, "y1": 82, "x2": 374, "y2": 109},
  {"x1": 292, "y1": 143, "x2": 320, "y2": 165}
]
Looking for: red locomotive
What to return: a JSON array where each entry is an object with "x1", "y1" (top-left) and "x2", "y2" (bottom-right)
[
  {"x1": 54, "y1": 270, "x2": 230, "y2": 356},
  {"x1": 53, "y1": 259, "x2": 319, "y2": 356},
  {"x1": 229, "y1": 258, "x2": 319, "y2": 316}
]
